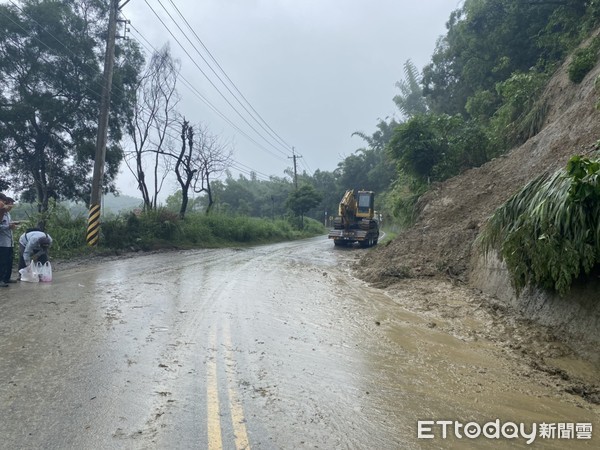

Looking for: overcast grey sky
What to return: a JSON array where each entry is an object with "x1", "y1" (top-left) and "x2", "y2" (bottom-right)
[{"x1": 117, "y1": 0, "x2": 459, "y2": 197}]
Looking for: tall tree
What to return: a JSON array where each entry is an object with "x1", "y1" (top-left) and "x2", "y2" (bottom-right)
[
  {"x1": 174, "y1": 119, "x2": 195, "y2": 219},
  {"x1": 310, "y1": 169, "x2": 339, "y2": 224},
  {"x1": 285, "y1": 184, "x2": 322, "y2": 227},
  {"x1": 124, "y1": 44, "x2": 179, "y2": 211},
  {"x1": 388, "y1": 115, "x2": 442, "y2": 183},
  {"x1": 393, "y1": 59, "x2": 428, "y2": 118},
  {"x1": 351, "y1": 119, "x2": 398, "y2": 192},
  {"x1": 0, "y1": 0, "x2": 142, "y2": 211},
  {"x1": 388, "y1": 113, "x2": 490, "y2": 183}
]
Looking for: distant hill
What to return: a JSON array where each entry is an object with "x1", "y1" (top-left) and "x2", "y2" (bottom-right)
[
  {"x1": 67, "y1": 194, "x2": 143, "y2": 217},
  {"x1": 63, "y1": 194, "x2": 144, "y2": 218},
  {"x1": 10, "y1": 194, "x2": 143, "y2": 221},
  {"x1": 103, "y1": 194, "x2": 143, "y2": 215}
]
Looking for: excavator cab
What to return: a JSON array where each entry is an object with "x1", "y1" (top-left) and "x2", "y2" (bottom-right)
[{"x1": 356, "y1": 191, "x2": 375, "y2": 218}]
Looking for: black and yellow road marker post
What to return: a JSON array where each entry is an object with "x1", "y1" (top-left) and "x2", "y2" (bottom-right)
[{"x1": 86, "y1": 203, "x2": 101, "y2": 247}]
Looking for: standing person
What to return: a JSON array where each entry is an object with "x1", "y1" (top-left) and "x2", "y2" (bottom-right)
[
  {"x1": 19, "y1": 229, "x2": 53, "y2": 271},
  {"x1": 0, "y1": 194, "x2": 17, "y2": 287}
]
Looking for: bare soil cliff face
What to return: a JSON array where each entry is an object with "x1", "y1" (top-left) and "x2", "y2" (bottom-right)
[{"x1": 357, "y1": 51, "x2": 600, "y2": 362}]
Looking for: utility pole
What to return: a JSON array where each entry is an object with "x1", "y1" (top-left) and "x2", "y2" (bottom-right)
[
  {"x1": 288, "y1": 147, "x2": 302, "y2": 190},
  {"x1": 87, "y1": 0, "x2": 121, "y2": 246}
]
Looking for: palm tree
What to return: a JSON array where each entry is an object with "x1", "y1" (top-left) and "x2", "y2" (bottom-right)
[{"x1": 393, "y1": 59, "x2": 428, "y2": 119}]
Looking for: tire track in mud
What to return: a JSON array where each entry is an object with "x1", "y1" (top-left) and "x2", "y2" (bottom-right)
[
  {"x1": 127, "y1": 247, "x2": 257, "y2": 448},
  {"x1": 139, "y1": 242, "x2": 312, "y2": 449}
]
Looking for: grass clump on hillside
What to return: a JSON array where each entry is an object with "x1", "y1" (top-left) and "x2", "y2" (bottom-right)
[{"x1": 477, "y1": 155, "x2": 600, "y2": 296}]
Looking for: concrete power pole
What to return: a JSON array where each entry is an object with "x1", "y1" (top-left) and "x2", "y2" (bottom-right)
[
  {"x1": 288, "y1": 148, "x2": 302, "y2": 190},
  {"x1": 87, "y1": 0, "x2": 119, "y2": 247}
]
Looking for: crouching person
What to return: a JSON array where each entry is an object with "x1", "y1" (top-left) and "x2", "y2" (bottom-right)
[{"x1": 19, "y1": 229, "x2": 53, "y2": 271}]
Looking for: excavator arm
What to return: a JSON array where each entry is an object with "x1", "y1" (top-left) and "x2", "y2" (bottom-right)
[
  {"x1": 329, "y1": 189, "x2": 379, "y2": 247},
  {"x1": 337, "y1": 189, "x2": 357, "y2": 229}
]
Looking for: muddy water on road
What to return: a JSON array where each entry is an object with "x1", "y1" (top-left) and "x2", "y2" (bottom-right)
[{"x1": 0, "y1": 237, "x2": 598, "y2": 449}]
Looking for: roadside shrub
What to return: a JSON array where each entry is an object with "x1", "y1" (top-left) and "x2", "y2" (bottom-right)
[
  {"x1": 178, "y1": 213, "x2": 306, "y2": 245},
  {"x1": 12, "y1": 206, "x2": 324, "y2": 259},
  {"x1": 205, "y1": 214, "x2": 289, "y2": 243},
  {"x1": 383, "y1": 176, "x2": 427, "y2": 229},
  {"x1": 300, "y1": 217, "x2": 326, "y2": 235},
  {"x1": 477, "y1": 155, "x2": 600, "y2": 296},
  {"x1": 102, "y1": 213, "x2": 139, "y2": 249},
  {"x1": 138, "y1": 208, "x2": 181, "y2": 241},
  {"x1": 568, "y1": 37, "x2": 600, "y2": 83},
  {"x1": 50, "y1": 217, "x2": 88, "y2": 252},
  {"x1": 25, "y1": 202, "x2": 88, "y2": 258},
  {"x1": 179, "y1": 215, "x2": 215, "y2": 246},
  {"x1": 101, "y1": 208, "x2": 182, "y2": 250}
]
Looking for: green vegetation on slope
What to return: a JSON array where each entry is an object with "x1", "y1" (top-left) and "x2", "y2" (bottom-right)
[{"x1": 478, "y1": 155, "x2": 600, "y2": 295}]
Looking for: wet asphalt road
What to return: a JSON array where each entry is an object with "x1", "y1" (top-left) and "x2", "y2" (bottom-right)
[{"x1": 0, "y1": 236, "x2": 598, "y2": 449}]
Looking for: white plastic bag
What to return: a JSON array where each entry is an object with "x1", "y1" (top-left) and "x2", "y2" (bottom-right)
[
  {"x1": 19, "y1": 261, "x2": 39, "y2": 283},
  {"x1": 39, "y1": 261, "x2": 52, "y2": 282}
]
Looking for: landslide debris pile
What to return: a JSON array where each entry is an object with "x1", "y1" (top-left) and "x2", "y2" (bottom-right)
[{"x1": 358, "y1": 54, "x2": 600, "y2": 288}]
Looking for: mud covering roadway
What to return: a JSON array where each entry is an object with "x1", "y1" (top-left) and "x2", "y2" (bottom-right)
[{"x1": 0, "y1": 236, "x2": 598, "y2": 449}]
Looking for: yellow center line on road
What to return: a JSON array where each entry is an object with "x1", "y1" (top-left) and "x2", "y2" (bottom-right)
[
  {"x1": 206, "y1": 325, "x2": 251, "y2": 449},
  {"x1": 207, "y1": 330, "x2": 223, "y2": 450},
  {"x1": 223, "y1": 323, "x2": 251, "y2": 450}
]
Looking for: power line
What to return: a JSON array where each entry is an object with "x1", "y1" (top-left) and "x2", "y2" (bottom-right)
[
  {"x1": 121, "y1": 108, "x2": 274, "y2": 183},
  {"x1": 132, "y1": 1, "x2": 319, "y2": 177},
  {"x1": 157, "y1": 0, "x2": 292, "y2": 154},
  {"x1": 123, "y1": 3, "x2": 315, "y2": 180},
  {"x1": 142, "y1": 0, "x2": 292, "y2": 160},
  {"x1": 299, "y1": 157, "x2": 313, "y2": 176},
  {"x1": 165, "y1": 0, "x2": 293, "y2": 152},
  {"x1": 127, "y1": 24, "x2": 289, "y2": 164},
  {"x1": 2, "y1": 0, "x2": 301, "y2": 187}
]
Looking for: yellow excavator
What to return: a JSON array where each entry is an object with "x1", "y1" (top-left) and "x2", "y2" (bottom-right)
[{"x1": 328, "y1": 189, "x2": 379, "y2": 247}]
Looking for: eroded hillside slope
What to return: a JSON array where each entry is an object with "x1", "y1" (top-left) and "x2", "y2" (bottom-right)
[{"x1": 358, "y1": 50, "x2": 600, "y2": 289}]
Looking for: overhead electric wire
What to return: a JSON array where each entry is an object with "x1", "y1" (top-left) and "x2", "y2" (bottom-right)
[
  {"x1": 121, "y1": 111, "x2": 274, "y2": 183},
  {"x1": 300, "y1": 158, "x2": 313, "y2": 176},
  {"x1": 136, "y1": 1, "x2": 316, "y2": 176},
  {"x1": 4, "y1": 0, "x2": 300, "y2": 184},
  {"x1": 127, "y1": 35, "x2": 290, "y2": 182},
  {"x1": 142, "y1": 0, "x2": 293, "y2": 161},
  {"x1": 128, "y1": 24, "x2": 290, "y2": 167},
  {"x1": 230, "y1": 163, "x2": 272, "y2": 181},
  {"x1": 165, "y1": 0, "x2": 294, "y2": 153},
  {"x1": 230, "y1": 160, "x2": 273, "y2": 180},
  {"x1": 158, "y1": 0, "x2": 292, "y2": 154},
  {"x1": 128, "y1": 2, "x2": 312, "y2": 180},
  {"x1": 122, "y1": 107, "x2": 274, "y2": 183}
]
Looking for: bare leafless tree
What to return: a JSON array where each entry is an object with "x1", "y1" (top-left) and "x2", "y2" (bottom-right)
[
  {"x1": 174, "y1": 119, "x2": 196, "y2": 219},
  {"x1": 192, "y1": 123, "x2": 233, "y2": 214},
  {"x1": 172, "y1": 120, "x2": 233, "y2": 217},
  {"x1": 125, "y1": 45, "x2": 180, "y2": 210}
]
